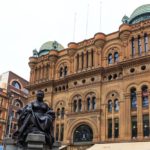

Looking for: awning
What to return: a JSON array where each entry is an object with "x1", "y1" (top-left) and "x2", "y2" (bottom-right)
[
  {"x1": 59, "y1": 145, "x2": 67, "y2": 150},
  {"x1": 87, "y1": 142, "x2": 150, "y2": 150}
]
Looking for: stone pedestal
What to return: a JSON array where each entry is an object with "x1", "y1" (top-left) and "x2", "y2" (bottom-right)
[
  {"x1": 26, "y1": 133, "x2": 46, "y2": 150},
  {"x1": 3, "y1": 134, "x2": 60, "y2": 150}
]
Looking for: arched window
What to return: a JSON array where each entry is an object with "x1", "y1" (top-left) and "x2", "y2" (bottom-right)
[
  {"x1": 144, "y1": 33, "x2": 148, "y2": 53},
  {"x1": 61, "y1": 107, "x2": 65, "y2": 119},
  {"x1": 130, "y1": 88, "x2": 137, "y2": 109},
  {"x1": 78, "y1": 99, "x2": 82, "y2": 112},
  {"x1": 73, "y1": 100, "x2": 77, "y2": 112},
  {"x1": 73, "y1": 125, "x2": 93, "y2": 142},
  {"x1": 108, "y1": 100, "x2": 112, "y2": 112},
  {"x1": 114, "y1": 99, "x2": 119, "y2": 112},
  {"x1": 57, "y1": 108, "x2": 60, "y2": 118},
  {"x1": 92, "y1": 96, "x2": 96, "y2": 110},
  {"x1": 13, "y1": 99, "x2": 23, "y2": 108},
  {"x1": 64, "y1": 66, "x2": 67, "y2": 76},
  {"x1": 108, "y1": 53, "x2": 113, "y2": 64},
  {"x1": 12, "y1": 81, "x2": 21, "y2": 89},
  {"x1": 87, "y1": 97, "x2": 90, "y2": 111},
  {"x1": 59, "y1": 67, "x2": 63, "y2": 77},
  {"x1": 138, "y1": 36, "x2": 142, "y2": 56},
  {"x1": 131, "y1": 37, "x2": 135, "y2": 57},
  {"x1": 142, "y1": 85, "x2": 149, "y2": 108},
  {"x1": 114, "y1": 52, "x2": 119, "y2": 62}
]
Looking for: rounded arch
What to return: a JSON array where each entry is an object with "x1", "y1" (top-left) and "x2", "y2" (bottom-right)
[
  {"x1": 13, "y1": 99, "x2": 24, "y2": 108},
  {"x1": 126, "y1": 83, "x2": 138, "y2": 93},
  {"x1": 106, "y1": 90, "x2": 120, "y2": 99},
  {"x1": 69, "y1": 92, "x2": 83, "y2": 104},
  {"x1": 55, "y1": 58, "x2": 70, "y2": 78},
  {"x1": 83, "y1": 89, "x2": 98, "y2": 99},
  {"x1": 54, "y1": 100, "x2": 66, "y2": 110},
  {"x1": 139, "y1": 81, "x2": 150, "y2": 89},
  {"x1": 10, "y1": 79, "x2": 23, "y2": 90},
  {"x1": 67, "y1": 118, "x2": 98, "y2": 142},
  {"x1": 73, "y1": 124, "x2": 93, "y2": 142},
  {"x1": 102, "y1": 42, "x2": 122, "y2": 57},
  {"x1": 55, "y1": 58, "x2": 70, "y2": 71}
]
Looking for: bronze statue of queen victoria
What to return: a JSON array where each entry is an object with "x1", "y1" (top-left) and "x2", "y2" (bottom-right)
[{"x1": 13, "y1": 90, "x2": 55, "y2": 149}]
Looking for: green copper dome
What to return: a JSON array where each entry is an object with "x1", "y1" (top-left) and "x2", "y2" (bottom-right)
[
  {"x1": 38, "y1": 41, "x2": 64, "y2": 56},
  {"x1": 129, "y1": 4, "x2": 150, "y2": 24}
]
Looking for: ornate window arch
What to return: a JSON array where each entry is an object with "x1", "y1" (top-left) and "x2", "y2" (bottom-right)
[
  {"x1": 12, "y1": 81, "x2": 21, "y2": 90},
  {"x1": 57, "y1": 62, "x2": 68, "y2": 78},
  {"x1": 72, "y1": 95, "x2": 82, "y2": 112},
  {"x1": 106, "y1": 91, "x2": 120, "y2": 139},
  {"x1": 85, "y1": 93, "x2": 96, "y2": 111}
]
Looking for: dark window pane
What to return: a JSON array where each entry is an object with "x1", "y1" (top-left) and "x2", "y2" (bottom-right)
[
  {"x1": 114, "y1": 118, "x2": 119, "y2": 138},
  {"x1": 73, "y1": 125, "x2": 93, "y2": 142},
  {"x1": 108, "y1": 119, "x2": 112, "y2": 138},
  {"x1": 143, "y1": 115, "x2": 149, "y2": 137},
  {"x1": 87, "y1": 97, "x2": 90, "y2": 111},
  {"x1": 60, "y1": 124, "x2": 64, "y2": 141},
  {"x1": 131, "y1": 116, "x2": 137, "y2": 138}
]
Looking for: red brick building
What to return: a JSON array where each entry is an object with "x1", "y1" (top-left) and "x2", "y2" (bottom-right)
[
  {"x1": 0, "y1": 89, "x2": 8, "y2": 144},
  {"x1": 0, "y1": 71, "x2": 29, "y2": 139}
]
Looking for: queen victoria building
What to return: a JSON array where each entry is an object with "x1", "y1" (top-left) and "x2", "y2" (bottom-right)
[{"x1": 26, "y1": 4, "x2": 150, "y2": 150}]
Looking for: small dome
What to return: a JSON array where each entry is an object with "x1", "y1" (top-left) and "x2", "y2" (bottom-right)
[
  {"x1": 39, "y1": 41, "x2": 64, "y2": 56},
  {"x1": 129, "y1": 4, "x2": 150, "y2": 24}
]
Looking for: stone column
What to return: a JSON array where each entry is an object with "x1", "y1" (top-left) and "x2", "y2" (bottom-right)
[
  {"x1": 124, "y1": 94, "x2": 131, "y2": 140},
  {"x1": 47, "y1": 65, "x2": 49, "y2": 80},
  {"x1": 137, "y1": 92, "x2": 143, "y2": 139},
  {"x1": 148, "y1": 34, "x2": 150, "y2": 54},
  {"x1": 92, "y1": 50, "x2": 95, "y2": 68},
  {"x1": 74, "y1": 55, "x2": 77, "y2": 72},
  {"x1": 83, "y1": 51, "x2": 87, "y2": 70},
  {"x1": 88, "y1": 50, "x2": 92, "y2": 68},
  {"x1": 79, "y1": 53, "x2": 82, "y2": 71}
]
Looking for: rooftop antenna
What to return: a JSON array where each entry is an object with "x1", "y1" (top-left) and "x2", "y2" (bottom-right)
[
  {"x1": 73, "y1": 12, "x2": 77, "y2": 42},
  {"x1": 85, "y1": 4, "x2": 89, "y2": 39},
  {"x1": 99, "y1": 1, "x2": 102, "y2": 31}
]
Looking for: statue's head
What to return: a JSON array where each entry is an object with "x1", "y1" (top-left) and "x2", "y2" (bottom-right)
[{"x1": 36, "y1": 90, "x2": 44, "y2": 101}]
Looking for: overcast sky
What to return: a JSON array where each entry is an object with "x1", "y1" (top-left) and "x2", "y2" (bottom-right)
[{"x1": 0, "y1": 0, "x2": 149, "y2": 81}]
